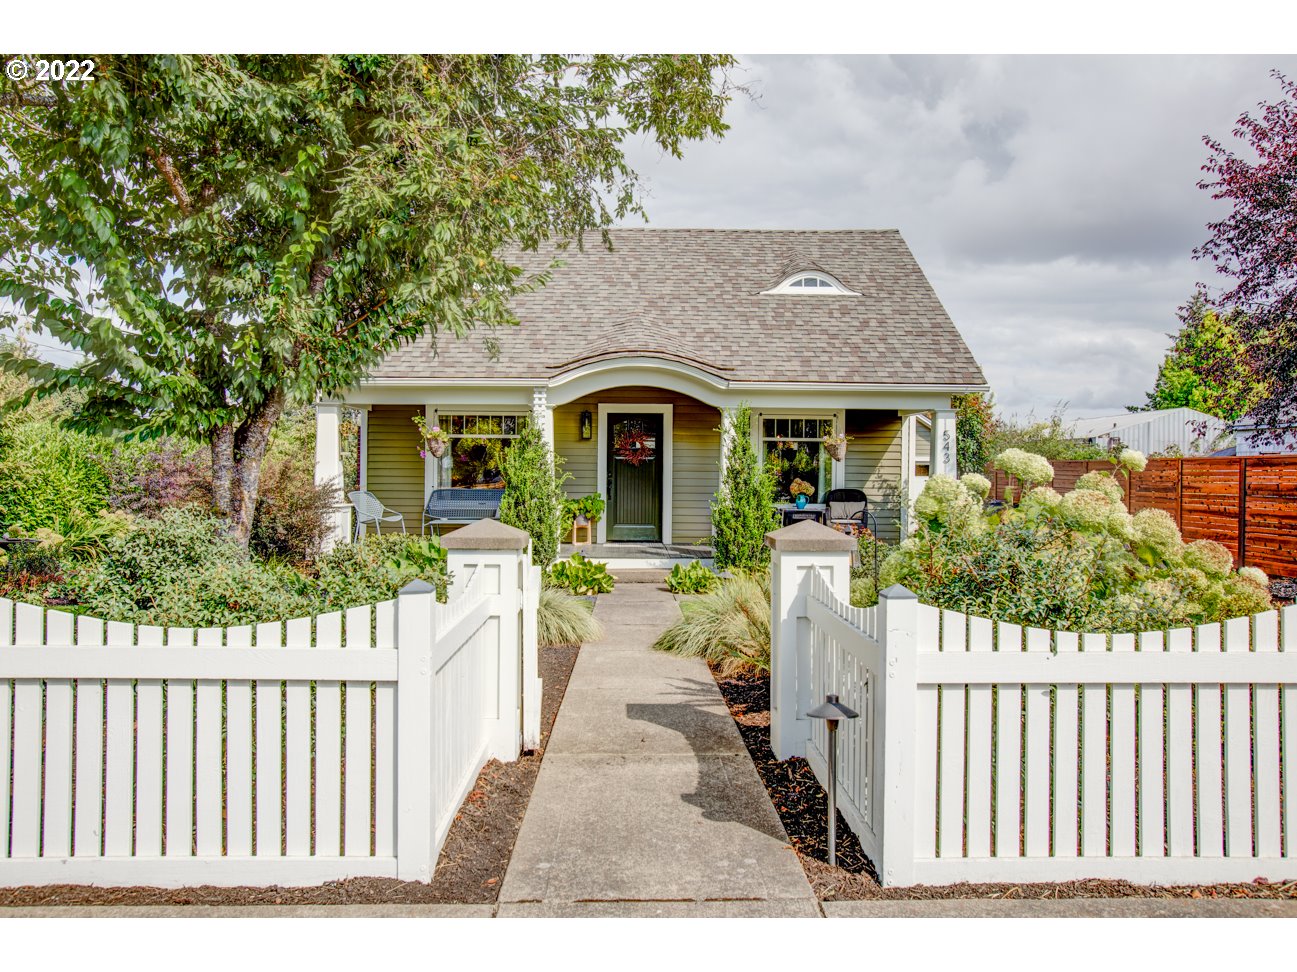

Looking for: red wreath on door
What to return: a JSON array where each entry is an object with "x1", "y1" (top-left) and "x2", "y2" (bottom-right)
[{"x1": 613, "y1": 428, "x2": 655, "y2": 466}]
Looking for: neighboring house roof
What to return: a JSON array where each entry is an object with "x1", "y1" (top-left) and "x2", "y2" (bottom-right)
[
  {"x1": 1069, "y1": 407, "x2": 1231, "y2": 456},
  {"x1": 1068, "y1": 408, "x2": 1220, "y2": 440},
  {"x1": 367, "y1": 228, "x2": 986, "y2": 387}
]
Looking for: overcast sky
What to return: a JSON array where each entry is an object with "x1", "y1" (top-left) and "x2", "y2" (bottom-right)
[{"x1": 617, "y1": 54, "x2": 1294, "y2": 422}]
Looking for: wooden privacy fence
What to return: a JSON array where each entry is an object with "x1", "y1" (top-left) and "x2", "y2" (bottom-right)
[
  {"x1": 767, "y1": 522, "x2": 1297, "y2": 887},
  {"x1": 0, "y1": 520, "x2": 541, "y2": 888},
  {"x1": 985, "y1": 455, "x2": 1297, "y2": 579}
]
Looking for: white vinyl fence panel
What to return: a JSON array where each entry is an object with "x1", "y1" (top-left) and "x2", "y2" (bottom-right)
[
  {"x1": 0, "y1": 529, "x2": 539, "y2": 889},
  {"x1": 780, "y1": 545, "x2": 1297, "y2": 887}
]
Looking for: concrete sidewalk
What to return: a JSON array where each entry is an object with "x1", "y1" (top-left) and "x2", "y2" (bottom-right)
[{"x1": 497, "y1": 581, "x2": 818, "y2": 916}]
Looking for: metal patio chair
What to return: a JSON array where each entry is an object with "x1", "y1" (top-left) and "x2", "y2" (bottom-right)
[
  {"x1": 823, "y1": 488, "x2": 880, "y2": 588},
  {"x1": 348, "y1": 490, "x2": 406, "y2": 540}
]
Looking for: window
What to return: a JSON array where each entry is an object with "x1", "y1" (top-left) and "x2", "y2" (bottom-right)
[
  {"x1": 763, "y1": 271, "x2": 859, "y2": 295},
  {"x1": 761, "y1": 417, "x2": 835, "y2": 502},
  {"x1": 439, "y1": 413, "x2": 529, "y2": 487}
]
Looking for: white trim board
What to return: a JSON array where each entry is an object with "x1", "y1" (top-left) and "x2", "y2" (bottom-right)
[{"x1": 595, "y1": 403, "x2": 673, "y2": 545}]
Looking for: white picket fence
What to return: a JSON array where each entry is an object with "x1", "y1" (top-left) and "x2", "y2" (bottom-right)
[
  {"x1": 768, "y1": 526, "x2": 1297, "y2": 887},
  {"x1": 0, "y1": 523, "x2": 541, "y2": 888}
]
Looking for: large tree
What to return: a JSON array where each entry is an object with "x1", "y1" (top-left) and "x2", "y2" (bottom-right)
[
  {"x1": 1194, "y1": 70, "x2": 1297, "y2": 441},
  {"x1": 0, "y1": 54, "x2": 736, "y2": 544},
  {"x1": 1139, "y1": 292, "x2": 1267, "y2": 421}
]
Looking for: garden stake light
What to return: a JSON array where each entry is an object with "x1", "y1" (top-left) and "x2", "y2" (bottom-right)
[{"x1": 806, "y1": 693, "x2": 859, "y2": 867}]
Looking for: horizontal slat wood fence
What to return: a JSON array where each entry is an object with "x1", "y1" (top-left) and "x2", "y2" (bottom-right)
[
  {"x1": 0, "y1": 535, "x2": 540, "y2": 889},
  {"x1": 771, "y1": 536, "x2": 1297, "y2": 887},
  {"x1": 985, "y1": 456, "x2": 1297, "y2": 579}
]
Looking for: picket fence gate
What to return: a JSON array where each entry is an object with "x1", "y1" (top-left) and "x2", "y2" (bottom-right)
[
  {"x1": 767, "y1": 522, "x2": 1297, "y2": 887},
  {"x1": 0, "y1": 521, "x2": 541, "y2": 888}
]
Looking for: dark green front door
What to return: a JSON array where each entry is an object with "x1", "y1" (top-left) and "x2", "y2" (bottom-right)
[{"x1": 607, "y1": 413, "x2": 663, "y2": 542}]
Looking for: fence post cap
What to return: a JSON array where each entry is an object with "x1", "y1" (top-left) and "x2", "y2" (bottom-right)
[
  {"x1": 398, "y1": 579, "x2": 437, "y2": 596},
  {"x1": 440, "y1": 518, "x2": 530, "y2": 551},
  {"x1": 878, "y1": 584, "x2": 918, "y2": 601},
  {"x1": 763, "y1": 519, "x2": 856, "y2": 552}
]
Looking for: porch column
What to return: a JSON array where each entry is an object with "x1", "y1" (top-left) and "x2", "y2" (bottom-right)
[
  {"x1": 899, "y1": 412, "x2": 917, "y2": 535},
  {"x1": 423, "y1": 404, "x2": 438, "y2": 510},
  {"x1": 532, "y1": 386, "x2": 555, "y2": 456},
  {"x1": 315, "y1": 401, "x2": 351, "y2": 549},
  {"x1": 933, "y1": 407, "x2": 958, "y2": 477},
  {"x1": 718, "y1": 405, "x2": 737, "y2": 490}
]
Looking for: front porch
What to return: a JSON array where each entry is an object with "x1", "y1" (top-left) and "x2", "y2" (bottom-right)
[{"x1": 315, "y1": 363, "x2": 960, "y2": 551}]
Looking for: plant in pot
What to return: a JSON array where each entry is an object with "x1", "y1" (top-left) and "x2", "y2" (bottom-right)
[
  {"x1": 790, "y1": 478, "x2": 815, "y2": 509},
  {"x1": 822, "y1": 431, "x2": 849, "y2": 462},
  {"x1": 412, "y1": 415, "x2": 451, "y2": 459}
]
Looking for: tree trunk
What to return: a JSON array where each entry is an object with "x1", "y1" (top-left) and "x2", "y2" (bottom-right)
[{"x1": 208, "y1": 388, "x2": 286, "y2": 550}]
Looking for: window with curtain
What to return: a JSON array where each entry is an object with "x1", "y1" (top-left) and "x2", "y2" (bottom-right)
[
  {"x1": 761, "y1": 417, "x2": 835, "y2": 501},
  {"x1": 440, "y1": 413, "x2": 529, "y2": 487}
]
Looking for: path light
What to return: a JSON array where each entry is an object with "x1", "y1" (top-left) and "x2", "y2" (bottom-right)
[{"x1": 806, "y1": 693, "x2": 859, "y2": 868}]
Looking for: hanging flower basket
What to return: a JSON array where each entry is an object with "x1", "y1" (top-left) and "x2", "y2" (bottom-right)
[
  {"x1": 412, "y1": 415, "x2": 450, "y2": 459},
  {"x1": 614, "y1": 428, "x2": 655, "y2": 466},
  {"x1": 426, "y1": 438, "x2": 446, "y2": 459},
  {"x1": 822, "y1": 432, "x2": 849, "y2": 462}
]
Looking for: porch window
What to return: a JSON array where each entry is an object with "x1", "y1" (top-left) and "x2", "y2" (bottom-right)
[
  {"x1": 439, "y1": 413, "x2": 529, "y2": 487},
  {"x1": 761, "y1": 417, "x2": 835, "y2": 502}
]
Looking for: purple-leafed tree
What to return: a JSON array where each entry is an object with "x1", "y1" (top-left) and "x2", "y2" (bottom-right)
[{"x1": 1194, "y1": 70, "x2": 1297, "y2": 443}]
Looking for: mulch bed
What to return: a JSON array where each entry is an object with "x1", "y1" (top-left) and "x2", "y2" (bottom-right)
[
  {"x1": 711, "y1": 665, "x2": 1297, "y2": 902},
  {"x1": 0, "y1": 643, "x2": 580, "y2": 909}
]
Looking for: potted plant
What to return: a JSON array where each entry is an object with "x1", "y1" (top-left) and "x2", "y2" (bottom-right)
[
  {"x1": 412, "y1": 415, "x2": 451, "y2": 459},
  {"x1": 790, "y1": 478, "x2": 815, "y2": 509},
  {"x1": 822, "y1": 431, "x2": 849, "y2": 462},
  {"x1": 574, "y1": 493, "x2": 605, "y2": 526}
]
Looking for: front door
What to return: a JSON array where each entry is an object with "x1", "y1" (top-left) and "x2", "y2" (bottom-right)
[{"x1": 606, "y1": 413, "x2": 663, "y2": 542}]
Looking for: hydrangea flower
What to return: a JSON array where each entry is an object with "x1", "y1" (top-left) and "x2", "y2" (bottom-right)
[
  {"x1": 1238, "y1": 566, "x2": 1269, "y2": 587},
  {"x1": 960, "y1": 473, "x2": 991, "y2": 500},
  {"x1": 1183, "y1": 539, "x2": 1234, "y2": 579},
  {"x1": 1060, "y1": 488, "x2": 1124, "y2": 534},
  {"x1": 1019, "y1": 486, "x2": 1062, "y2": 519},
  {"x1": 992, "y1": 448, "x2": 1055, "y2": 488},
  {"x1": 1132, "y1": 508, "x2": 1182, "y2": 561},
  {"x1": 913, "y1": 474, "x2": 975, "y2": 526},
  {"x1": 1075, "y1": 470, "x2": 1124, "y2": 505},
  {"x1": 1118, "y1": 449, "x2": 1148, "y2": 473}
]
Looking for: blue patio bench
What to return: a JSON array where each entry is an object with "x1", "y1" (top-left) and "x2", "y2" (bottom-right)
[{"x1": 423, "y1": 487, "x2": 505, "y2": 535}]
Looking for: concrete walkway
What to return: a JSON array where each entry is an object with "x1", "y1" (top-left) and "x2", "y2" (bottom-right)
[{"x1": 497, "y1": 580, "x2": 818, "y2": 917}]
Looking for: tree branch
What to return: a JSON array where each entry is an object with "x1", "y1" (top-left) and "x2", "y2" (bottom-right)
[{"x1": 143, "y1": 147, "x2": 193, "y2": 214}]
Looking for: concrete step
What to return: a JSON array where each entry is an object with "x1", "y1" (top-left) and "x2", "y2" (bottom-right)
[{"x1": 610, "y1": 568, "x2": 670, "y2": 584}]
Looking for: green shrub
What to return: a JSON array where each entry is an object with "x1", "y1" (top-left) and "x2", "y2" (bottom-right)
[
  {"x1": 29, "y1": 509, "x2": 133, "y2": 561},
  {"x1": 546, "y1": 553, "x2": 615, "y2": 595},
  {"x1": 710, "y1": 404, "x2": 780, "y2": 572},
  {"x1": 0, "y1": 543, "x2": 65, "y2": 598},
  {"x1": 665, "y1": 560, "x2": 720, "y2": 594},
  {"x1": 312, "y1": 534, "x2": 450, "y2": 607},
  {"x1": 0, "y1": 420, "x2": 113, "y2": 530},
  {"x1": 883, "y1": 451, "x2": 1275, "y2": 632},
  {"x1": 499, "y1": 423, "x2": 569, "y2": 568},
  {"x1": 849, "y1": 575, "x2": 878, "y2": 609},
  {"x1": 537, "y1": 586, "x2": 604, "y2": 647},
  {"x1": 654, "y1": 572, "x2": 771, "y2": 674}
]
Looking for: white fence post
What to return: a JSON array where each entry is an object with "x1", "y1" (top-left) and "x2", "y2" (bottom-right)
[
  {"x1": 314, "y1": 401, "x2": 351, "y2": 550},
  {"x1": 395, "y1": 579, "x2": 437, "y2": 882},
  {"x1": 765, "y1": 521, "x2": 854, "y2": 761},
  {"x1": 876, "y1": 583, "x2": 920, "y2": 887},
  {"x1": 442, "y1": 519, "x2": 535, "y2": 761}
]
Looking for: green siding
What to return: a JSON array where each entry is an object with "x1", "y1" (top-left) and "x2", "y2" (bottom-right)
[
  {"x1": 844, "y1": 410, "x2": 904, "y2": 541},
  {"x1": 555, "y1": 387, "x2": 720, "y2": 545},
  {"x1": 365, "y1": 405, "x2": 425, "y2": 530}
]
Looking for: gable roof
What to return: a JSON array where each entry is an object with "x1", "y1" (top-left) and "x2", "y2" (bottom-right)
[{"x1": 366, "y1": 228, "x2": 986, "y2": 387}]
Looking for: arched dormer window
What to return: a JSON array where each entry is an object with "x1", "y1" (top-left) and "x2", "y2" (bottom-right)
[{"x1": 763, "y1": 271, "x2": 859, "y2": 295}]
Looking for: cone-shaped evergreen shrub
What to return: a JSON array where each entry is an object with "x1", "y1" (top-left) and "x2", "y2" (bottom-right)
[
  {"x1": 710, "y1": 404, "x2": 780, "y2": 571},
  {"x1": 499, "y1": 422, "x2": 569, "y2": 568}
]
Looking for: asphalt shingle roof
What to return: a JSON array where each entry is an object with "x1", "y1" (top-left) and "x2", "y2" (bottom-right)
[{"x1": 367, "y1": 228, "x2": 986, "y2": 387}]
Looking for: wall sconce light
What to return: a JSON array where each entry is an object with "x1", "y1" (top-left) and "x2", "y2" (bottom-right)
[{"x1": 580, "y1": 410, "x2": 593, "y2": 440}]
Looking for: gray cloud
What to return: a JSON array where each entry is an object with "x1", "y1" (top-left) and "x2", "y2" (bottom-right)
[{"x1": 619, "y1": 54, "x2": 1294, "y2": 419}]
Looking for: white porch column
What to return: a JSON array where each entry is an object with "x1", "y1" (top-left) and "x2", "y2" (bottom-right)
[
  {"x1": 532, "y1": 386, "x2": 554, "y2": 455},
  {"x1": 933, "y1": 406, "x2": 958, "y2": 478},
  {"x1": 314, "y1": 402, "x2": 350, "y2": 549},
  {"x1": 423, "y1": 404, "x2": 438, "y2": 511},
  {"x1": 899, "y1": 412, "x2": 917, "y2": 535},
  {"x1": 718, "y1": 405, "x2": 737, "y2": 490}
]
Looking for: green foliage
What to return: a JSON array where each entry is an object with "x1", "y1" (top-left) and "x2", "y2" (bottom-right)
[
  {"x1": 0, "y1": 417, "x2": 114, "y2": 530},
  {"x1": 665, "y1": 560, "x2": 721, "y2": 595},
  {"x1": 849, "y1": 575, "x2": 878, "y2": 609},
  {"x1": 711, "y1": 404, "x2": 781, "y2": 571},
  {"x1": 953, "y1": 392, "x2": 994, "y2": 475},
  {"x1": 546, "y1": 553, "x2": 615, "y2": 595},
  {"x1": 0, "y1": 543, "x2": 64, "y2": 598},
  {"x1": 985, "y1": 406, "x2": 1108, "y2": 462},
  {"x1": 537, "y1": 586, "x2": 604, "y2": 648},
  {"x1": 25, "y1": 509, "x2": 133, "y2": 561},
  {"x1": 566, "y1": 494, "x2": 606, "y2": 522},
  {"x1": 1139, "y1": 294, "x2": 1266, "y2": 423},
  {"x1": 653, "y1": 572, "x2": 771, "y2": 674},
  {"x1": 0, "y1": 55, "x2": 736, "y2": 544},
  {"x1": 882, "y1": 452, "x2": 1274, "y2": 632},
  {"x1": 313, "y1": 534, "x2": 450, "y2": 606},
  {"x1": 499, "y1": 423, "x2": 569, "y2": 568}
]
